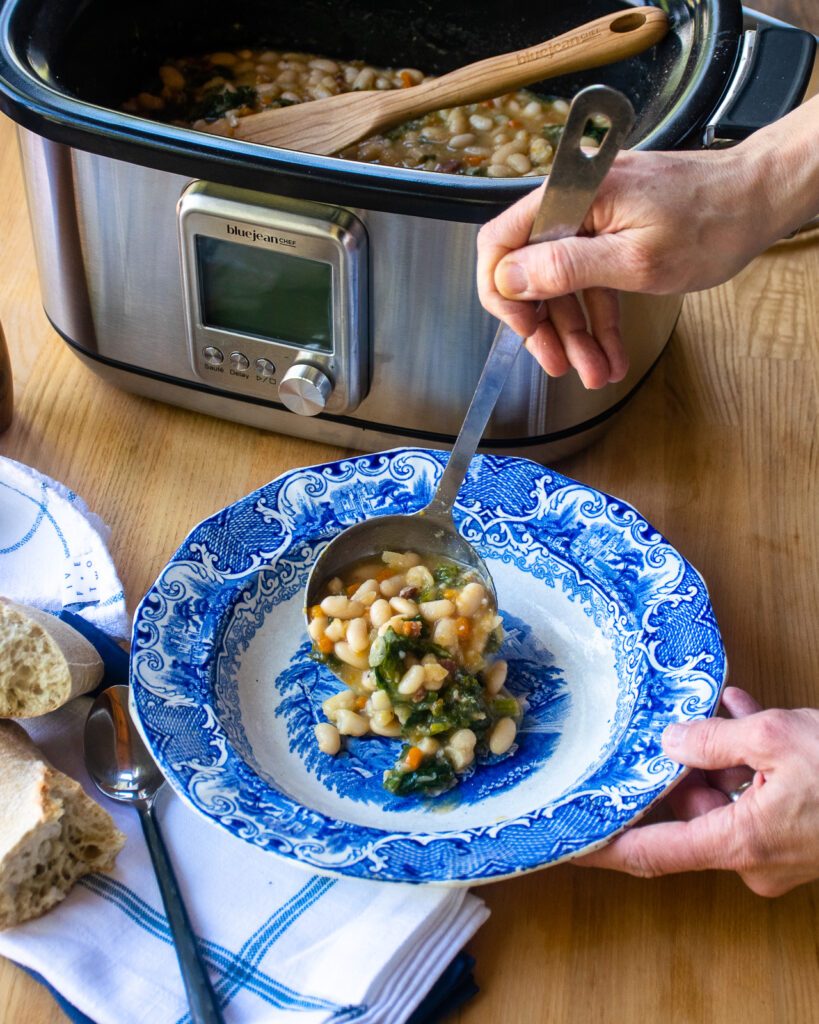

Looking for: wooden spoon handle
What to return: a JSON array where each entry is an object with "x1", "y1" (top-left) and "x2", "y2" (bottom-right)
[{"x1": 368, "y1": 6, "x2": 667, "y2": 123}]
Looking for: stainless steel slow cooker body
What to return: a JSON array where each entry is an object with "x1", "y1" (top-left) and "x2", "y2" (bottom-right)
[{"x1": 0, "y1": 0, "x2": 814, "y2": 459}]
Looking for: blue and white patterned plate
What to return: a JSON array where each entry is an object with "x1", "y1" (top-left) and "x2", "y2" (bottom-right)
[{"x1": 130, "y1": 448, "x2": 726, "y2": 884}]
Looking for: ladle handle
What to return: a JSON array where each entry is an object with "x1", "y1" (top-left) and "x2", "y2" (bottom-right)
[{"x1": 425, "y1": 85, "x2": 635, "y2": 520}]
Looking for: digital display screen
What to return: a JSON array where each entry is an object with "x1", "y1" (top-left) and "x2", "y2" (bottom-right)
[{"x1": 196, "y1": 235, "x2": 333, "y2": 353}]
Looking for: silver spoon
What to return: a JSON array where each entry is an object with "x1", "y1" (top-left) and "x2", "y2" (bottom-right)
[
  {"x1": 305, "y1": 85, "x2": 635, "y2": 634},
  {"x1": 84, "y1": 685, "x2": 225, "y2": 1024}
]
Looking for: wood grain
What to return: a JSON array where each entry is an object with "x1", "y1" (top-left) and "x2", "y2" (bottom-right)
[
  {"x1": 235, "y1": 7, "x2": 668, "y2": 151},
  {"x1": 1, "y1": 2, "x2": 817, "y2": 1021}
]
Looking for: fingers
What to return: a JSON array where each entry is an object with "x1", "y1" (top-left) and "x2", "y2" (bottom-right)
[
  {"x1": 668, "y1": 772, "x2": 730, "y2": 820},
  {"x1": 584, "y1": 288, "x2": 628, "y2": 383},
  {"x1": 663, "y1": 709, "x2": 784, "y2": 772},
  {"x1": 494, "y1": 233, "x2": 628, "y2": 300},
  {"x1": 721, "y1": 686, "x2": 764, "y2": 718},
  {"x1": 523, "y1": 320, "x2": 571, "y2": 378},
  {"x1": 543, "y1": 294, "x2": 612, "y2": 390},
  {"x1": 575, "y1": 807, "x2": 738, "y2": 877}
]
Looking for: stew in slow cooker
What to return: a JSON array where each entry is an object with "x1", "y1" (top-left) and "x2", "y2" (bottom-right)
[
  {"x1": 307, "y1": 549, "x2": 522, "y2": 797},
  {"x1": 124, "y1": 48, "x2": 604, "y2": 176}
]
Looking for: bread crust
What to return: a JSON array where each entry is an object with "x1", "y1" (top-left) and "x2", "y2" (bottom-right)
[
  {"x1": 0, "y1": 720, "x2": 125, "y2": 928},
  {"x1": 0, "y1": 600, "x2": 104, "y2": 717}
]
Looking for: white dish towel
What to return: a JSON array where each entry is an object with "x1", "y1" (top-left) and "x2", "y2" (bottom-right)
[{"x1": 0, "y1": 460, "x2": 489, "y2": 1023}]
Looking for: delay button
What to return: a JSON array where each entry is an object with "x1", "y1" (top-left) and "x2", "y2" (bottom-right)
[
  {"x1": 202, "y1": 346, "x2": 224, "y2": 366},
  {"x1": 255, "y1": 357, "x2": 276, "y2": 378},
  {"x1": 230, "y1": 351, "x2": 250, "y2": 372}
]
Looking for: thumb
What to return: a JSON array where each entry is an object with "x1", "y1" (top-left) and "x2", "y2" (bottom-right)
[
  {"x1": 662, "y1": 715, "x2": 762, "y2": 771},
  {"x1": 495, "y1": 233, "x2": 633, "y2": 300}
]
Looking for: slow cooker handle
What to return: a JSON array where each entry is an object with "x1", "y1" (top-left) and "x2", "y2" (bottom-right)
[{"x1": 704, "y1": 26, "x2": 816, "y2": 146}]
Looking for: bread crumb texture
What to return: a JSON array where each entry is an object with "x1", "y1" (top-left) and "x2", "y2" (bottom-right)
[
  {"x1": 0, "y1": 599, "x2": 102, "y2": 717},
  {"x1": 0, "y1": 721, "x2": 125, "y2": 928}
]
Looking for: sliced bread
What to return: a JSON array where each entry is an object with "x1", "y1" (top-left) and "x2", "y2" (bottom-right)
[
  {"x1": 0, "y1": 720, "x2": 125, "y2": 928},
  {"x1": 0, "y1": 599, "x2": 104, "y2": 717}
]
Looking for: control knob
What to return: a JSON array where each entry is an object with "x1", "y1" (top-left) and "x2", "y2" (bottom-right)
[{"x1": 277, "y1": 364, "x2": 332, "y2": 416}]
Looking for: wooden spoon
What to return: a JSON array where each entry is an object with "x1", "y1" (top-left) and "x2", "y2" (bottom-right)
[{"x1": 232, "y1": 6, "x2": 667, "y2": 154}]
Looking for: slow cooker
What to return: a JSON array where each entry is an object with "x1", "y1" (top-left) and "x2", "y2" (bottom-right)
[{"x1": 0, "y1": 0, "x2": 814, "y2": 459}]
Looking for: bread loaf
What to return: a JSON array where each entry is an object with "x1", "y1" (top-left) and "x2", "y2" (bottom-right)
[
  {"x1": 0, "y1": 720, "x2": 125, "y2": 928},
  {"x1": 0, "y1": 599, "x2": 104, "y2": 717}
]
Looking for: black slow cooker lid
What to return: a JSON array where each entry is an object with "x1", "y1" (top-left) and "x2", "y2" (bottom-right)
[{"x1": 0, "y1": 0, "x2": 793, "y2": 220}]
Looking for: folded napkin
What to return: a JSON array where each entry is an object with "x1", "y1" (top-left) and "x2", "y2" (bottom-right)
[
  {"x1": 1, "y1": 701, "x2": 488, "y2": 1024},
  {"x1": 0, "y1": 460, "x2": 489, "y2": 1023},
  {"x1": 0, "y1": 456, "x2": 128, "y2": 639}
]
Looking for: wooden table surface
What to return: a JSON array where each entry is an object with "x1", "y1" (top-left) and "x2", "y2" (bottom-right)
[{"x1": 1, "y1": 3, "x2": 817, "y2": 1021}]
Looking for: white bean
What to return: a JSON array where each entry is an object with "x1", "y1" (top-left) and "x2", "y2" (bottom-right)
[
  {"x1": 382, "y1": 550, "x2": 421, "y2": 569},
  {"x1": 492, "y1": 139, "x2": 527, "y2": 163},
  {"x1": 433, "y1": 617, "x2": 458, "y2": 647},
  {"x1": 417, "y1": 737, "x2": 440, "y2": 756},
  {"x1": 370, "y1": 715, "x2": 402, "y2": 737},
  {"x1": 327, "y1": 577, "x2": 344, "y2": 594},
  {"x1": 507, "y1": 152, "x2": 532, "y2": 174},
  {"x1": 352, "y1": 578, "x2": 379, "y2": 602},
  {"x1": 325, "y1": 618, "x2": 346, "y2": 642},
  {"x1": 335, "y1": 709, "x2": 369, "y2": 736},
  {"x1": 334, "y1": 641, "x2": 371, "y2": 670},
  {"x1": 523, "y1": 100, "x2": 543, "y2": 118},
  {"x1": 397, "y1": 664, "x2": 426, "y2": 695},
  {"x1": 371, "y1": 689, "x2": 392, "y2": 712},
  {"x1": 379, "y1": 574, "x2": 406, "y2": 598},
  {"x1": 449, "y1": 133, "x2": 476, "y2": 149},
  {"x1": 346, "y1": 617, "x2": 370, "y2": 654},
  {"x1": 315, "y1": 722, "x2": 340, "y2": 755},
  {"x1": 322, "y1": 689, "x2": 357, "y2": 717},
  {"x1": 360, "y1": 670, "x2": 378, "y2": 691},
  {"x1": 406, "y1": 565, "x2": 434, "y2": 589},
  {"x1": 369, "y1": 598, "x2": 392, "y2": 628},
  {"x1": 484, "y1": 660, "x2": 508, "y2": 696},
  {"x1": 352, "y1": 67, "x2": 375, "y2": 90},
  {"x1": 320, "y1": 595, "x2": 364, "y2": 619},
  {"x1": 390, "y1": 596, "x2": 419, "y2": 617},
  {"x1": 552, "y1": 98, "x2": 570, "y2": 116},
  {"x1": 489, "y1": 717, "x2": 517, "y2": 755},
  {"x1": 456, "y1": 582, "x2": 486, "y2": 617},
  {"x1": 486, "y1": 164, "x2": 513, "y2": 178},
  {"x1": 309, "y1": 57, "x2": 339, "y2": 73},
  {"x1": 308, "y1": 615, "x2": 329, "y2": 641},
  {"x1": 469, "y1": 113, "x2": 493, "y2": 131},
  {"x1": 420, "y1": 599, "x2": 455, "y2": 622},
  {"x1": 446, "y1": 728, "x2": 477, "y2": 771}
]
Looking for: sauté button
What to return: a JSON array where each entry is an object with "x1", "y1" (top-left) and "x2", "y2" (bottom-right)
[
  {"x1": 255, "y1": 357, "x2": 276, "y2": 378},
  {"x1": 202, "y1": 346, "x2": 224, "y2": 366},
  {"x1": 230, "y1": 351, "x2": 250, "y2": 371}
]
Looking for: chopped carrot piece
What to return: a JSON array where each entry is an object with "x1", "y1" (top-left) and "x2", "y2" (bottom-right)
[
  {"x1": 455, "y1": 616, "x2": 471, "y2": 640},
  {"x1": 507, "y1": 118, "x2": 521, "y2": 129},
  {"x1": 443, "y1": 588, "x2": 458, "y2": 600},
  {"x1": 309, "y1": 604, "x2": 324, "y2": 619},
  {"x1": 405, "y1": 746, "x2": 424, "y2": 771},
  {"x1": 375, "y1": 567, "x2": 394, "y2": 582},
  {"x1": 466, "y1": 155, "x2": 484, "y2": 166},
  {"x1": 318, "y1": 636, "x2": 334, "y2": 654},
  {"x1": 400, "y1": 70, "x2": 414, "y2": 88},
  {"x1": 355, "y1": 695, "x2": 368, "y2": 709},
  {"x1": 346, "y1": 583, "x2": 359, "y2": 597}
]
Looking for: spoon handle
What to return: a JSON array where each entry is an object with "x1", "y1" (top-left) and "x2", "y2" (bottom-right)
[
  {"x1": 372, "y1": 8, "x2": 664, "y2": 124},
  {"x1": 139, "y1": 804, "x2": 226, "y2": 1024},
  {"x1": 425, "y1": 85, "x2": 635, "y2": 521}
]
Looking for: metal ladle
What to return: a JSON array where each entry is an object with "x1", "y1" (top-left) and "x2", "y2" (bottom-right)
[
  {"x1": 84, "y1": 685, "x2": 225, "y2": 1024},
  {"x1": 304, "y1": 85, "x2": 635, "y2": 629}
]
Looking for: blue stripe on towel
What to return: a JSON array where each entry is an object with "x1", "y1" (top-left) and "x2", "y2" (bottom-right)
[{"x1": 79, "y1": 874, "x2": 362, "y2": 1019}]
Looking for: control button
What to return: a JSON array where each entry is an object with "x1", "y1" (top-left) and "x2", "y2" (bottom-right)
[
  {"x1": 278, "y1": 364, "x2": 333, "y2": 416},
  {"x1": 255, "y1": 357, "x2": 276, "y2": 378},
  {"x1": 202, "y1": 346, "x2": 224, "y2": 366},
  {"x1": 230, "y1": 351, "x2": 250, "y2": 372}
]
